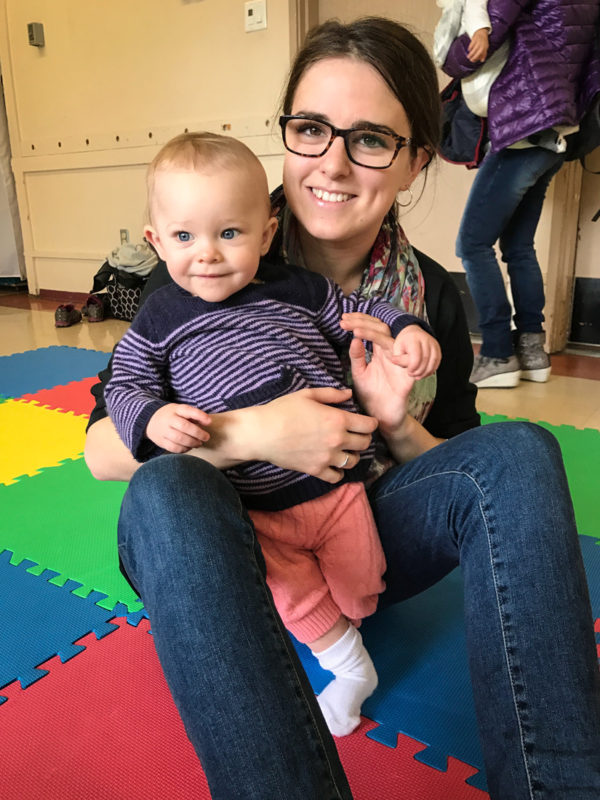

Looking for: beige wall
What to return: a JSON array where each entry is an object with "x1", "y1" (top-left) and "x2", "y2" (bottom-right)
[
  {"x1": 0, "y1": 0, "x2": 293, "y2": 292},
  {"x1": 1, "y1": 0, "x2": 596, "y2": 301}
]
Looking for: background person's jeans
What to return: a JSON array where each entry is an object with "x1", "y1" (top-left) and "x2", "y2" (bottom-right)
[
  {"x1": 456, "y1": 148, "x2": 565, "y2": 358},
  {"x1": 118, "y1": 422, "x2": 600, "y2": 800}
]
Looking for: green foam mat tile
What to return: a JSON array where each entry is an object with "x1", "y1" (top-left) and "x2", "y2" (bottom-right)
[
  {"x1": 481, "y1": 413, "x2": 600, "y2": 540},
  {"x1": 0, "y1": 458, "x2": 140, "y2": 612}
]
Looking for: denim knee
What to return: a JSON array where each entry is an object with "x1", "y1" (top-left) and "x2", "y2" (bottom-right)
[{"x1": 118, "y1": 454, "x2": 252, "y2": 585}]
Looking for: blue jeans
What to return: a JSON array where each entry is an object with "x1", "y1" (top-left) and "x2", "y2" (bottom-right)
[
  {"x1": 456, "y1": 148, "x2": 565, "y2": 358},
  {"x1": 118, "y1": 422, "x2": 600, "y2": 799}
]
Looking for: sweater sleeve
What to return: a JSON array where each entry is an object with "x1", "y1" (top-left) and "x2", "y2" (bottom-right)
[
  {"x1": 443, "y1": 0, "x2": 526, "y2": 78},
  {"x1": 463, "y1": 0, "x2": 492, "y2": 36},
  {"x1": 312, "y1": 277, "x2": 433, "y2": 347},
  {"x1": 104, "y1": 306, "x2": 170, "y2": 461},
  {"x1": 86, "y1": 260, "x2": 172, "y2": 431}
]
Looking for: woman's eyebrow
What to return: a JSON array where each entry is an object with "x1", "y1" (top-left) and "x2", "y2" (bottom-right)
[
  {"x1": 353, "y1": 120, "x2": 398, "y2": 135},
  {"x1": 293, "y1": 111, "x2": 397, "y2": 135}
]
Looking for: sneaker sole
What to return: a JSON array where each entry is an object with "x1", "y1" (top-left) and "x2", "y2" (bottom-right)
[
  {"x1": 475, "y1": 369, "x2": 522, "y2": 389},
  {"x1": 520, "y1": 367, "x2": 551, "y2": 383}
]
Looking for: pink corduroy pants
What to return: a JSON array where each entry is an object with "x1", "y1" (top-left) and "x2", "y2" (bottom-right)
[{"x1": 249, "y1": 482, "x2": 386, "y2": 643}]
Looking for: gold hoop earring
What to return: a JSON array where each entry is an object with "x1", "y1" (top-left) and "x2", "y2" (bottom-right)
[{"x1": 397, "y1": 186, "x2": 413, "y2": 208}]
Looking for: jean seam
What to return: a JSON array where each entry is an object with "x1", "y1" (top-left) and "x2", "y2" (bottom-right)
[
  {"x1": 477, "y1": 488, "x2": 536, "y2": 800},
  {"x1": 374, "y1": 466, "x2": 537, "y2": 798},
  {"x1": 247, "y1": 512, "x2": 346, "y2": 799}
]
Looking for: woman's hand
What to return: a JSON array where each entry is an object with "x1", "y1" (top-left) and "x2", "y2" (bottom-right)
[
  {"x1": 239, "y1": 387, "x2": 378, "y2": 483},
  {"x1": 340, "y1": 313, "x2": 415, "y2": 429},
  {"x1": 342, "y1": 314, "x2": 444, "y2": 462},
  {"x1": 348, "y1": 335, "x2": 415, "y2": 432}
]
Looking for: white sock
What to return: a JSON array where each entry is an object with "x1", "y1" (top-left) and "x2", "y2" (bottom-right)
[{"x1": 314, "y1": 625, "x2": 378, "y2": 737}]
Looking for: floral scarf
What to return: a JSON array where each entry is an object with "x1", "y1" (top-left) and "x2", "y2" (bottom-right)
[{"x1": 269, "y1": 186, "x2": 437, "y2": 431}]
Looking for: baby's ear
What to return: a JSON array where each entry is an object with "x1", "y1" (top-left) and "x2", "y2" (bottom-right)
[
  {"x1": 143, "y1": 225, "x2": 165, "y2": 260},
  {"x1": 260, "y1": 216, "x2": 279, "y2": 255}
]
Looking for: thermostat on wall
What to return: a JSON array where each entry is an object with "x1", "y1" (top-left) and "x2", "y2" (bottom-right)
[{"x1": 27, "y1": 22, "x2": 45, "y2": 47}]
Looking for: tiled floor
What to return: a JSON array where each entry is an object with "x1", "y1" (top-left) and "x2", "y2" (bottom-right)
[{"x1": 1, "y1": 290, "x2": 599, "y2": 431}]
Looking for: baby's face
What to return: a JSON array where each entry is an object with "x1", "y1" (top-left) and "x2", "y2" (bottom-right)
[{"x1": 145, "y1": 166, "x2": 277, "y2": 302}]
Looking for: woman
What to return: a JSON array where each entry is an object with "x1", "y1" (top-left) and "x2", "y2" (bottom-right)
[
  {"x1": 445, "y1": 0, "x2": 600, "y2": 388},
  {"x1": 85, "y1": 17, "x2": 600, "y2": 800}
]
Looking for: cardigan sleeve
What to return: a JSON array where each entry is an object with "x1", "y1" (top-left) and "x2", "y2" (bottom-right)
[{"x1": 414, "y1": 250, "x2": 480, "y2": 438}]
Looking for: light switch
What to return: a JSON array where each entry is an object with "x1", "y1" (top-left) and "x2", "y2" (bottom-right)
[{"x1": 244, "y1": 0, "x2": 267, "y2": 32}]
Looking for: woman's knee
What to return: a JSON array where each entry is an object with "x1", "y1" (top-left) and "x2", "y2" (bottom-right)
[
  {"x1": 128, "y1": 454, "x2": 240, "y2": 511},
  {"x1": 460, "y1": 421, "x2": 564, "y2": 487},
  {"x1": 118, "y1": 455, "x2": 254, "y2": 584},
  {"x1": 120, "y1": 454, "x2": 247, "y2": 549}
]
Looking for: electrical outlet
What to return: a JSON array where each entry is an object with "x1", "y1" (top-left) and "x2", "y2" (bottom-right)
[
  {"x1": 120, "y1": 229, "x2": 129, "y2": 245},
  {"x1": 244, "y1": 0, "x2": 267, "y2": 32}
]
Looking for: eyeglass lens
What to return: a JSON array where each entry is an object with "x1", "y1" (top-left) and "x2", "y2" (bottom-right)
[{"x1": 283, "y1": 118, "x2": 399, "y2": 168}]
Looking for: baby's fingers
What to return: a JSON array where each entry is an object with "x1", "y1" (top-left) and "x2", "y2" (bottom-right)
[{"x1": 175, "y1": 404, "x2": 212, "y2": 427}]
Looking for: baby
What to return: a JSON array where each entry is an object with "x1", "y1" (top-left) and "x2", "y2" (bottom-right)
[{"x1": 106, "y1": 131, "x2": 440, "y2": 736}]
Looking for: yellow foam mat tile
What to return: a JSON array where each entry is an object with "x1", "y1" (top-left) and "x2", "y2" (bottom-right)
[{"x1": 0, "y1": 400, "x2": 88, "y2": 485}]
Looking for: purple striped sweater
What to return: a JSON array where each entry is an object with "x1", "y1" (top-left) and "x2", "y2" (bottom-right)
[{"x1": 105, "y1": 259, "x2": 429, "y2": 510}]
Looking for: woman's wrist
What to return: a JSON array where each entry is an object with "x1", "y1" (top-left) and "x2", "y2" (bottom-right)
[
  {"x1": 194, "y1": 406, "x2": 262, "y2": 467},
  {"x1": 378, "y1": 414, "x2": 442, "y2": 463}
]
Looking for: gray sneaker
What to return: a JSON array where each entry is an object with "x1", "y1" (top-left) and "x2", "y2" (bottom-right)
[
  {"x1": 515, "y1": 332, "x2": 551, "y2": 382},
  {"x1": 470, "y1": 354, "x2": 521, "y2": 388}
]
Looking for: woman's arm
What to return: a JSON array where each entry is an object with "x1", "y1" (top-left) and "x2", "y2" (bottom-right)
[{"x1": 86, "y1": 387, "x2": 379, "y2": 483}]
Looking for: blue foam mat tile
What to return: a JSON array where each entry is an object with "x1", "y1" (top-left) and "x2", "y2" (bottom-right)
[
  {"x1": 0, "y1": 346, "x2": 111, "y2": 397},
  {"x1": 294, "y1": 535, "x2": 600, "y2": 794},
  {"x1": 0, "y1": 550, "x2": 146, "y2": 703}
]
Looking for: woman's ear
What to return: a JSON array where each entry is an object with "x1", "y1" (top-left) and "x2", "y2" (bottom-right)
[
  {"x1": 260, "y1": 216, "x2": 279, "y2": 255},
  {"x1": 409, "y1": 147, "x2": 433, "y2": 185},
  {"x1": 144, "y1": 225, "x2": 165, "y2": 261}
]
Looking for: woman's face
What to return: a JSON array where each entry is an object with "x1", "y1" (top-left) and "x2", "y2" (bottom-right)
[{"x1": 282, "y1": 57, "x2": 429, "y2": 253}]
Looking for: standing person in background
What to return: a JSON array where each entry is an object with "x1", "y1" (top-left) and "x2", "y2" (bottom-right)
[
  {"x1": 444, "y1": 0, "x2": 600, "y2": 388},
  {"x1": 85, "y1": 17, "x2": 600, "y2": 800}
]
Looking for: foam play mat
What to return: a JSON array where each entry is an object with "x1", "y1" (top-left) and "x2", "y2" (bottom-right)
[{"x1": 1, "y1": 345, "x2": 598, "y2": 799}]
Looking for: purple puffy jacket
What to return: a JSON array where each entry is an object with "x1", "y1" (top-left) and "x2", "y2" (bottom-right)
[{"x1": 443, "y1": 0, "x2": 600, "y2": 151}]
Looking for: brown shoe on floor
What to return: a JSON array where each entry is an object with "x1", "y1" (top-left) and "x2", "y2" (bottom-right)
[
  {"x1": 54, "y1": 304, "x2": 82, "y2": 328},
  {"x1": 81, "y1": 294, "x2": 105, "y2": 322}
]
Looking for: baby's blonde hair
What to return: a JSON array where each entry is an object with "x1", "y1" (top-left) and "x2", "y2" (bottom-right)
[{"x1": 147, "y1": 131, "x2": 271, "y2": 221}]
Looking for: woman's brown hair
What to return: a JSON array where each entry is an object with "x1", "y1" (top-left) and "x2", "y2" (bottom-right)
[{"x1": 282, "y1": 17, "x2": 441, "y2": 164}]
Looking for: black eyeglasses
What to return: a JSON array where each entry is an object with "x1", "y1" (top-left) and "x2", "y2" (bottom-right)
[{"x1": 279, "y1": 115, "x2": 412, "y2": 169}]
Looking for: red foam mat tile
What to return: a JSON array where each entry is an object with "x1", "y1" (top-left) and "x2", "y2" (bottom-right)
[
  {"x1": 19, "y1": 376, "x2": 98, "y2": 416},
  {"x1": 0, "y1": 618, "x2": 487, "y2": 799},
  {"x1": 338, "y1": 719, "x2": 486, "y2": 799},
  {"x1": 0, "y1": 620, "x2": 210, "y2": 799}
]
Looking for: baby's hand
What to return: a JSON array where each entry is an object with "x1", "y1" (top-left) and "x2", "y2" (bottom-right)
[
  {"x1": 146, "y1": 403, "x2": 211, "y2": 453},
  {"x1": 467, "y1": 28, "x2": 490, "y2": 62},
  {"x1": 391, "y1": 325, "x2": 441, "y2": 379}
]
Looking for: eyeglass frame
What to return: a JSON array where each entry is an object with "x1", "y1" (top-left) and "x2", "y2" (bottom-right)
[{"x1": 278, "y1": 115, "x2": 414, "y2": 170}]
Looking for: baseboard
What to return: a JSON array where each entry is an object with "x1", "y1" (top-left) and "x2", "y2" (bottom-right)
[{"x1": 39, "y1": 289, "x2": 89, "y2": 305}]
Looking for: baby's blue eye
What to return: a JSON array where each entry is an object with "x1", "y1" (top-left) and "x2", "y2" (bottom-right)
[
  {"x1": 221, "y1": 228, "x2": 239, "y2": 240},
  {"x1": 177, "y1": 231, "x2": 192, "y2": 242}
]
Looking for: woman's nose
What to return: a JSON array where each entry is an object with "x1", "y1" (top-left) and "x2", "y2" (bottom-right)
[{"x1": 319, "y1": 135, "x2": 352, "y2": 178}]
